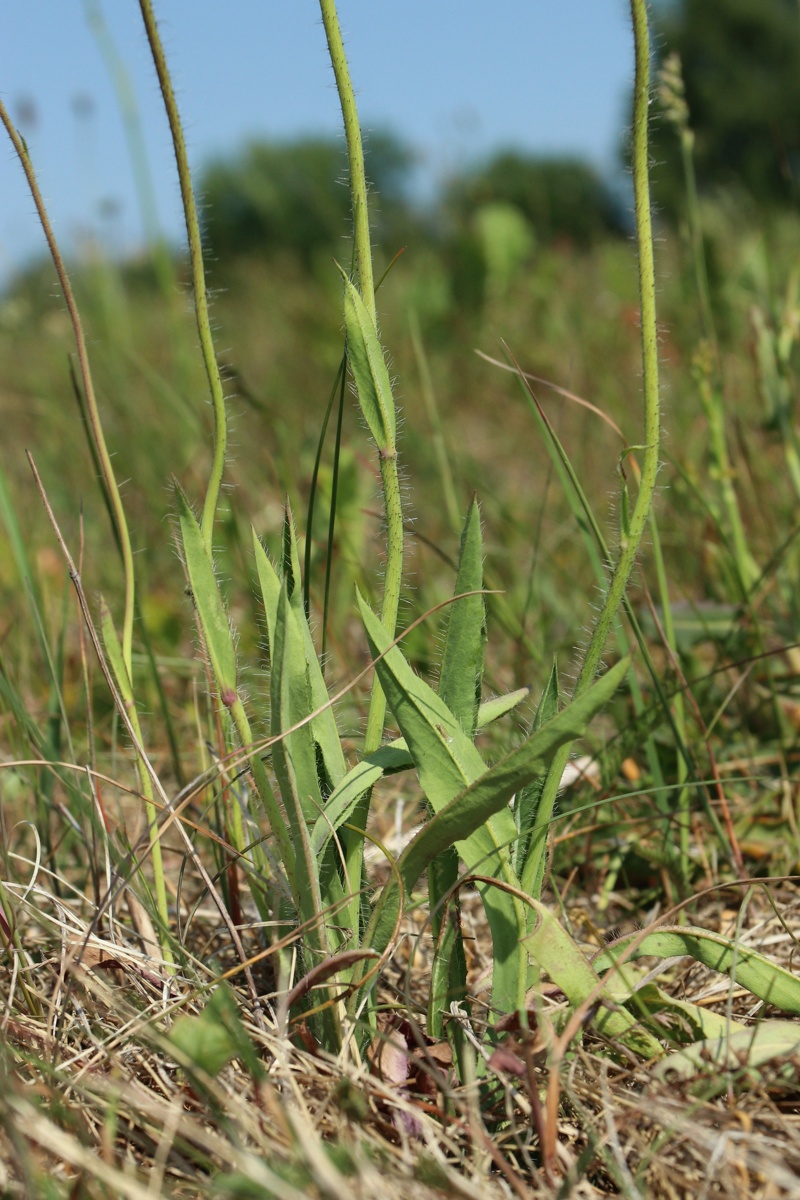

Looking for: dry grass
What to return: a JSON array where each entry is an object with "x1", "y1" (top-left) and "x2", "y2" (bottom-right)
[{"x1": 4, "y1": 775, "x2": 800, "y2": 1200}]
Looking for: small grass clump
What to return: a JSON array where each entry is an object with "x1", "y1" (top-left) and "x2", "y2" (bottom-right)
[{"x1": 2, "y1": 2, "x2": 800, "y2": 1197}]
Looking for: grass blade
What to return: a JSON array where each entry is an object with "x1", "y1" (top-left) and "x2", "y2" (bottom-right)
[{"x1": 176, "y1": 486, "x2": 237, "y2": 699}]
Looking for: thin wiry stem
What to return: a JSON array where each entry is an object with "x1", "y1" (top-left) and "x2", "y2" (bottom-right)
[
  {"x1": 523, "y1": 0, "x2": 662, "y2": 899},
  {"x1": 318, "y1": 0, "x2": 404, "y2": 755},
  {"x1": 138, "y1": 0, "x2": 227, "y2": 552},
  {"x1": 318, "y1": 0, "x2": 376, "y2": 325}
]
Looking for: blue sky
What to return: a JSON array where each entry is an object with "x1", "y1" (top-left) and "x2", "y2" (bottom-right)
[{"x1": 0, "y1": 2, "x2": 636, "y2": 285}]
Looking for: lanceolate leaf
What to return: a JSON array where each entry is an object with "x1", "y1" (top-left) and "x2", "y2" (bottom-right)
[
  {"x1": 356, "y1": 591, "x2": 630, "y2": 1014},
  {"x1": 438, "y1": 496, "x2": 486, "y2": 738},
  {"x1": 311, "y1": 743, "x2": 409, "y2": 857},
  {"x1": 395, "y1": 657, "x2": 630, "y2": 898},
  {"x1": 477, "y1": 687, "x2": 530, "y2": 730},
  {"x1": 281, "y1": 510, "x2": 346, "y2": 791},
  {"x1": 176, "y1": 486, "x2": 237, "y2": 696},
  {"x1": 311, "y1": 686, "x2": 532, "y2": 859},
  {"x1": 339, "y1": 266, "x2": 396, "y2": 451},
  {"x1": 358, "y1": 590, "x2": 488, "y2": 795},
  {"x1": 522, "y1": 899, "x2": 663, "y2": 1058},
  {"x1": 252, "y1": 527, "x2": 281, "y2": 649},
  {"x1": 359, "y1": 656, "x2": 630, "y2": 967},
  {"x1": 593, "y1": 926, "x2": 800, "y2": 1015},
  {"x1": 253, "y1": 527, "x2": 346, "y2": 794},
  {"x1": 514, "y1": 660, "x2": 559, "y2": 874},
  {"x1": 655, "y1": 1021, "x2": 800, "y2": 1090},
  {"x1": 269, "y1": 584, "x2": 345, "y2": 1014},
  {"x1": 270, "y1": 584, "x2": 324, "y2": 831},
  {"x1": 358, "y1": 589, "x2": 528, "y2": 1013}
]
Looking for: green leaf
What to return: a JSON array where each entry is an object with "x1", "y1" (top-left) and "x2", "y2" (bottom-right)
[
  {"x1": 310, "y1": 743, "x2": 409, "y2": 857},
  {"x1": 521, "y1": 899, "x2": 663, "y2": 1058},
  {"x1": 514, "y1": 661, "x2": 559, "y2": 874},
  {"x1": 592, "y1": 926, "x2": 800, "y2": 1016},
  {"x1": 270, "y1": 586, "x2": 343, "y2": 1038},
  {"x1": 428, "y1": 889, "x2": 468, "y2": 1041},
  {"x1": 358, "y1": 588, "x2": 528, "y2": 1014},
  {"x1": 476, "y1": 687, "x2": 530, "y2": 730},
  {"x1": 393, "y1": 656, "x2": 630, "y2": 898},
  {"x1": 356, "y1": 621, "x2": 631, "y2": 1015},
  {"x1": 170, "y1": 985, "x2": 265, "y2": 1080},
  {"x1": 630, "y1": 983, "x2": 744, "y2": 1043},
  {"x1": 438, "y1": 496, "x2": 486, "y2": 737},
  {"x1": 270, "y1": 585, "x2": 324, "y2": 839},
  {"x1": 176, "y1": 486, "x2": 237, "y2": 696},
  {"x1": 282, "y1": 510, "x2": 347, "y2": 792},
  {"x1": 358, "y1": 590, "x2": 488, "y2": 797},
  {"x1": 281, "y1": 503, "x2": 302, "y2": 602},
  {"x1": 655, "y1": 1021, "x2": 800, "y2": 1093},
  {"x1": 339, "y1": 266, "x2": 396, "y2": 451},
  {"x1": 253, "y1": 524, "x2": 346, "y2": 795},
  {"x1": 252, "y1": 528, "x2": 281, "y2": 651}
]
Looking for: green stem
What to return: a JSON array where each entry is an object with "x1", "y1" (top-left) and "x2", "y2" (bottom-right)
[
  {"x1": 318, "y1": 0, "x2": 404, "y2": 754},
  {"x1": 523, "y1": 0, "x2": 662, "y2": 899},
  {"x1": 229, "y1": 698, "x2": 295, "y2": 891},
  {"x1": 0, "y1": 102, "x2": 136, "y2": 682},
  {"x1": 318, "y1": 0, "x2": 376, "y2": 325},
  {"x1": 138, "y1": 0, "x2": 227, "y2": 552}
]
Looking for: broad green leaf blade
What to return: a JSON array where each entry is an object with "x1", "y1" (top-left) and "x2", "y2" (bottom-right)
[
  {"x1": 270, "y1": 585, "x2": 324, "y2": 832},
  {"x1": 397, "y1": 658, "x2": 630, "y2": 895},
  {"x1": 438, "y1": 496, "x2": 486, "y2": 737},
  {"x1": 600, "y1": 961, "x2": 745, "y2": 1042},
  {"x1": 521, "y1": 901, "x2": 663, "y2": 1058},
  {"x1": 655, "y1": 1021, "x2": 800, "y2": 1092},
  {"x1": 269, "y1": 585, "x2": 340, "y2": 976},
  {"x1": 358, "y1": 589, "x2": 487, "y2": 798},
  {"x1": 359, "y1": 656, "x2": 632, "y2": 1013},
  {"x1": 310, "y1": 744, "x2": 410, "y2": 857},
  {"x1": 593, "y1": 927, "x2": 800, "y2": 1015},
  {"x1": 253, "y1": 526, "x2": 346, "y2": 794},
  {"x1": 281, "y1": 504, "x2": 302, "y2": 603},
  {"x1": 631, "y1": 983, "x2": 744, "y2": 1043},
  {"x1": 177, "y1": 486, "x2": 237, "y2": 696},
  {"x1": 359, "y1": 590, "x2": 527, "y2": 1012},
  {"x1": 477, "y1": 687, "x2": 530, "y2": 731},
  {"x1": 252, "y1": 527, "x2": 281, "y2": 651},
  {"x1": 269, "y1": 590, "x2": 344, "y2": 1046},
  {"x1": 282, "y1": 509, "x2": 347, "y2": 792},
  {"x1": 339, "y1": 267, "x2": 396, "y2": 450},
  {"x1": 358, "y1": 589, "x2": 529, "y2": 1014}
]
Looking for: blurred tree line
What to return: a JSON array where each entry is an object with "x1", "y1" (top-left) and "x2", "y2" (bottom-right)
[
  {"x1": 199, "y1": 132, "x2": 626, "y2": 309},
  {"x1": 195, "y1": 0, "x2": 799, "y2": 291},
  {"x1": 649, "y1": 0, "x2": 800, "y2": 217}
]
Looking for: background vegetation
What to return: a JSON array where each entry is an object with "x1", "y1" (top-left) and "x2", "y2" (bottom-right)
[{"x1": 2, "y1": 1, "x2": 800, "y2": 1196}]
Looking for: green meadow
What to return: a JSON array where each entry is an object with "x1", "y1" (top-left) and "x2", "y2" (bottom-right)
[{"x1": 2, "y1": 2, "x2": 800, "y2": 1196}]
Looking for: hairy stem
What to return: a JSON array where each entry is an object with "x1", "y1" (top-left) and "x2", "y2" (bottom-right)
[
  {"x1": 318, "y1": 0, "x2": 376, "y2": 324},
  {"x1": 523, "y1": 0, "x2": 662, "y2": 899},
  {"x1": 138, "y1": 0, "x2": 227, "y2": 552}
]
